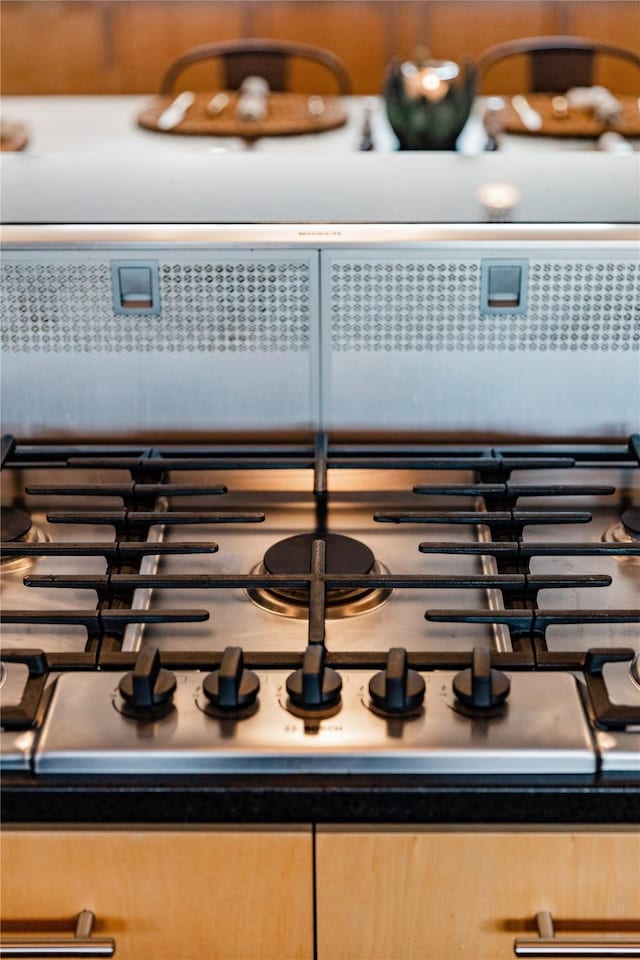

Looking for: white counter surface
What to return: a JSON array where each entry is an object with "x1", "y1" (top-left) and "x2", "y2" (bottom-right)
[{"x1": 1, "y1": 96, "x2": 638, "y2": 224}]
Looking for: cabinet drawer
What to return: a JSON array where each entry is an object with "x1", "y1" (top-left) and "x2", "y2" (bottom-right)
[
  {"x1": 1, "y1": 828, "x2": 313, "y2": 960},
  {"x1": 316, "y1": 829, "x2": 640, "y2": 960}
]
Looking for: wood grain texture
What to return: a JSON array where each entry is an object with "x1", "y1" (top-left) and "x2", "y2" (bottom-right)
[
  {"x1": 316, "y1": 830, "x2": 640, "y2": 960},
  {"x1": 1, "y1": 829, "x2": 313, "y2": 960},
  {"x1": 431, "y1": 1, "x2": 560, "y2": 95},
  {"x1": 114, "y1": 1, "x2": 247, "y2": 94},
  {"x1": 252, "y1": 1, "x2": 391, "y2": 95},
  {"x1": 1, "y1": 3, "x2": 638, "y2": 95},
  {"x1": 0, "y1": 1, "x2": 127, "y2": 94},
  {"x1": 568, "y1": 1, "x2": 640, "y2": 93}
]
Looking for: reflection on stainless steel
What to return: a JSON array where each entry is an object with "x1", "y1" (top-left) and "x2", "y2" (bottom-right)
[
  {"x1": 122, "y1": 498, "x2": 168, "y2": 653},
  {"x1": 0, "y1": 662, "x2": 29, "y2": 707},
  {"x1": 476, "y1": 502, "x2": 512, "y2": 655},
  {"x1": 514, "y1": 910, "x2": 640, "y2": 958},
  {"x1": 0, "y1": 522, "x2": 52, "y2": 577},
  {"x1": 602, "y1": 517, "x2": 640, "y2": 565},
  {"x1": 246, "y1": 559, "x2": 394, "y2": 620},
  {"x1": 1, "y1": 436, "x2": 638, "y2": 775},
  {"x1": 476, "y1": 181, "x2": 521, "y2": 222},
  {"x1": 35, "y1": 671, "x2": 596, "y2": 775},
  {"x1": 0, "y1": 909, "x2": 116, "y2": 957}
]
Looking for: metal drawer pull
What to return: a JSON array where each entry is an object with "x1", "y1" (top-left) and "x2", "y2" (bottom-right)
[
  {"x1": 0, "y1": 909, "x2": 115, "y2": 957},
  {"x1": 514, "y1": 911, "x2": 640, "y2": 957}
]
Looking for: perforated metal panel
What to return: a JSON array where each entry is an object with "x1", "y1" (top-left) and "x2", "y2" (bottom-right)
[
  {"x1": 2, "y1": 242, "x2": 639, "y2": 437},
  {"x1": 328, "y1": 257, "x2": 639, "y2": 352},
  {"x1": 0, "y1": 248, "x2": 319, "y2": 435},
  {"x1": 1, "y1": 255, "x2": 312, "y2": 354},
  {"x1": 322, "y1": 247, "x2": 640, "y2": 435}
]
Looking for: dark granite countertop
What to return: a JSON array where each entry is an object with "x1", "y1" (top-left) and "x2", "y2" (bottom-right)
[{"x1": 2, "y1": 772, "x2": 639, "y2": 825}]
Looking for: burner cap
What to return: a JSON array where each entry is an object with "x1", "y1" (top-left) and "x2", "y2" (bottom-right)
[
  {"x1": 248, "y1": 532, "x2": 392, "y2": 620},
  {"x1": 621, "y1": 508, "x2": 640, "y2": 539},
  {"x1": 263, "y1": 533, "x2": 375, "y2": 577},
  {"x1": 1, "y1": 506, "x2": 33, "y2": 542}
]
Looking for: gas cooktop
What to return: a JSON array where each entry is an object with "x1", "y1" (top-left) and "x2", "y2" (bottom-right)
[{"x1": 1, "y1": 432, "x2": 639, "y2": 775}]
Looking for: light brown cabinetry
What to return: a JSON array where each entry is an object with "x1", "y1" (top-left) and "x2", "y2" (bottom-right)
[
  {"x1": 316, "y1": 828, "x2": 640, "y2": 960},
  {"x1": 1, "y1": 828, "x2": 314, "y2": 960},
  {"x1": 3, "y1": 825, "x2": 639, "y2": 959}
]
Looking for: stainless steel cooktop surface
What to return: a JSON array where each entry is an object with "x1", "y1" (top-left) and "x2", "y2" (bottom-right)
[{"x1": 1, "y1": 434, "x2": 639, "y2": 775}]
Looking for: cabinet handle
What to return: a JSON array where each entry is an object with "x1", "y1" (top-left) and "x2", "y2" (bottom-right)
[
  {"x1": 514, "y1": 911, "x2": 640, "y2": 957},
  {"x1": 0, "y1": 909, "x2": 115, "y2": 957}
]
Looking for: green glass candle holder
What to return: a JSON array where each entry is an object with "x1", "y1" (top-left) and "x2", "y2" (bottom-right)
[{"x1": 384, "y1": 56, "x2": 476, "y2": 150}]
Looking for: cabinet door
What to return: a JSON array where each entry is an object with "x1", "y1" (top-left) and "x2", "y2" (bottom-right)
[
  {"x1": 316, "y1": 829, "x2": 640, "y2": 960},
  {"x1": 1, "y1": 828, "x2": 313, "y2": 960}
]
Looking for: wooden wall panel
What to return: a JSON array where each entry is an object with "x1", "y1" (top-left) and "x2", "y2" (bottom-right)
[
  {"x1": 427, "y1": 2, "x2": 562, "y2": 94},
  {"x1": 252, "y1": 1, "x2": 392, "y2": 94},
  {"x1": 0, "y1": 1, "x2": 127, "y2": 94},
  {"x1": 413, "y1": 0, "x2": 559, "y2": 62},
  {"x1": 113, "y1": 1, "x2": 247, "y2": 94},
  {"x1": 1, "y1": 1, "x2": 638, "y2": 96},
  {"x1": 567, "y1": 1, "x2": 640, "y2": 93},
  {"x1": 567, "y1": 0, "x2": 640, "y2": 45}
]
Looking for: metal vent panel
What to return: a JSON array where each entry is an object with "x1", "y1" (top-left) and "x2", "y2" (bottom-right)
[
  {"x1": 321, "y1": 247, "x2": 640, "y2": 435},
  {"x1": 0, "y1": 249, "x2": 319, "y2": 435},
  {"x1": 1, "y1": 252, "x2": 313, "y2": 354},
  {"x1": 328, "y1": 256, "x2": 639, "y2": 352}
]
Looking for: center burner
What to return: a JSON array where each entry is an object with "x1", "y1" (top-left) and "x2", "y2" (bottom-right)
[
  {"x1": 602, "y1": 507, "x2": 640, "y2": 565},
  {"x1": 0, "y1": 506, "x2": 51, "y2": 577},
  {"x1": 247, "y1": 532, "x2": 393, "y2": 620}
]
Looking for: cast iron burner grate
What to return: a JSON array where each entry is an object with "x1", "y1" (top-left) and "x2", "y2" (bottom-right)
[{"x1": 1, "y1": 431, "x2": 639, "y2": 697}]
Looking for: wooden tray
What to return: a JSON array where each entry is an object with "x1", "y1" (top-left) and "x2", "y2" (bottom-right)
[
  {"x1": 0, "y1": 121, "x2": 28, "y2": 152},
  {"x1": 137, "y1": 91, "x2": 347, "y2": 138},
  {"x1": 502, "y1": 93, "x2": 640, "y2": 137}
]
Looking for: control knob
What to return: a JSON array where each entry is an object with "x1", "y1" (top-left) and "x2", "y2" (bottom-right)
[
  {"x1": 452, "y1": 646, "x2": 510, "y2": 710},
  {"x1": 119, "y1": 646, "x2": 177, "y2": 720},
  {"x1": 369, "y1": 647, "x2": 425, "y2": 715},
  {"x1": 203, "y1": 647, "x2": 260, "y2": 713},
  {"x1": 286, "y1": 646, "x2": 342, "y2": 715}
]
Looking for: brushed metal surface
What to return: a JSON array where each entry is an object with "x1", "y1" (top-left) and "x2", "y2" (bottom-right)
[
  {"x1": 1, "y1": 248, "x2": 320, "y2": 436},
  {"x1": 0, "y1": 729, "x2": 35, "y2": 770},
  {"x1": 321, "y1": 246, "x2": 639, "y2": 436},
  {"x1": 2, "y1": 240, "x2": 636, "y2": 436},
  {"x1": 2, "y1": 224, "x2": 639, "y2": 246},
  {"x1": 35, "y1": 670, "x2": 596, "y2": 774}
]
